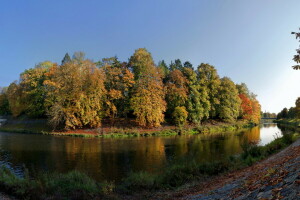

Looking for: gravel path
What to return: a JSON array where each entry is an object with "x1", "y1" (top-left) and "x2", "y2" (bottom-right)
[{"x1": 184, "y1": 139, "x2": 300, "y2": 200}]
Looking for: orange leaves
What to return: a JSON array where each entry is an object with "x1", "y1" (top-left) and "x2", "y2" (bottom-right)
[{"x1": 239, "y1": 94, "x2": 253, "y2": 120}]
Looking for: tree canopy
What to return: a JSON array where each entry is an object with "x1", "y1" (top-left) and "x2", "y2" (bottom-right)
[{"x1": 0, "y1": 48, "x2": 261, "y2": 129}]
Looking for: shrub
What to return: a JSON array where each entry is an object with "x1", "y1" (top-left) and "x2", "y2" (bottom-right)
[{"x1": 172, "y1": 106, "x2": 188, "y2": 126}]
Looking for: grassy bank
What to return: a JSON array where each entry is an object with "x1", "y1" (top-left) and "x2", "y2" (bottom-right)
[
  {"x1": 0, "y1": 118, "x2": 255, "y2": 138},
  {"x1": 274, "y1": 118, "x2": 300, "y2": 127},
  {"x1": 0, "y1": 133, "x2": 298, "y2": 200}
]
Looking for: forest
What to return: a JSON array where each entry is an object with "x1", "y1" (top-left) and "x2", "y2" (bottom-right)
[
  {"x1": 277, "y1": 97, "x2": 300, "y2": 119},
  {"x1": 0, "y1": 48, "x2": 261, "y2": 130}
]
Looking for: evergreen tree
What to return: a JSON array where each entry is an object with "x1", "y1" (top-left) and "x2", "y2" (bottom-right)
[{"x1": 61, "y1": 53, "x2": 71, "y2": 65}]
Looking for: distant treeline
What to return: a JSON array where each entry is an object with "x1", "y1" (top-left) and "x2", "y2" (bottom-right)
[
  {"x1": 277, "y1": 97, "x2": 300, "y2": 119},
  {"x1": 261, "y1": 112, "x2": 277, "y2": 119},
  {"x1": 0, "y1": 48, "x2": 261, "y2": 130}
]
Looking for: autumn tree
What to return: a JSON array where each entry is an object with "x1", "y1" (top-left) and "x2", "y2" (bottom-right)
[
  {"x1": 129, "y1": 48, "x2": 166, "y2": 127},
  {"x1": 238, "y1": 93, "x2": 253, "y2": 121},
  {"x1": 197, "y1": 63, "x2": 221, "y2": 118},
  {"x1": 45, "y1": 59, "x2": 106, "y2": 129},
  {"x1": 172, "y1": 106, "x2": 188, "y2": 126},
  {"x1": 101, "y1": 57, "x2": 134, "y2": 119},
  {"x1": 19, "y1": 61, "x2": 54, "y2": 117},
  {"x1": 165, "y1": 69, "x2": 188, "y2": 117},
  {"x1": 182, "y1": 67, "x2": 210, "y2": 123},
  {"x1": 216, "y1": 77, "x2": 241, "y2": 122}
]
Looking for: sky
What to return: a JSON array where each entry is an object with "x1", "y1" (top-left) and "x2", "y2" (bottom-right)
[{"x1": 0, "y1": 0, "x2": 300, "y2": 113}]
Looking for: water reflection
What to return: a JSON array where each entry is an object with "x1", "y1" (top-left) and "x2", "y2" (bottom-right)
[{"x1": 0, "y1": 123, "x2": 287, "y2": 181}]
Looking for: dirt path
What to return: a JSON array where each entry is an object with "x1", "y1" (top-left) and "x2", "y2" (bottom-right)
[{"x1": 163, "y1": 139, "x2": 300, "y2": 200}]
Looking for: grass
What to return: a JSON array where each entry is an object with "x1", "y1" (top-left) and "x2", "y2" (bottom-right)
[
  {"x1": 118, "y1": 132, "x2": 299, "y2": 193},
  {"x1": 0, "y1": 168, "x2": 115, "y2": 200}
]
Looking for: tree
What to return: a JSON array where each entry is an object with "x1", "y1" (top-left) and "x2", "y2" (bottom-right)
[
  {"x1": 0, "y1": 87, "x2": 10, "y2": 115},
  {"x1": 72, "y1": 51, "x2": 85, "y2": 63},
  {"x1": 239, "y1": 93, "x2": 253, "y2": 121},
  {"x1": 129, "y1": 48, "x2": 166, "y2": 127},
  {"x1": 61, "y1": 53, "x2": 71, "y2": 65},
  {"x1": 157, "y1": 60, "x2": 169, "y2": 78},
  {"x1": 291, "y1": 29, "x2": 300, "y2": 70},
  {"x1": 197, "y1": 63, "x2": 221, "y2": 118},
  {"x1": 172, "y1": 106, "x2": 188, "y2": 126},
  {"x1": 165, "y1": 69, "x2": 188, "y2": 116},
  {"x1": 216, "y1": 77, "x2": 241, "y2": 122},
  {"x1": 6, "y1": 82, "x2": 26, "y2": 117},
  {"x1": 296, "y1": 97, "x2": 300, "y2": 119},
  {"x1": 182, "y1": 67, "x2": 210, "y2": 123},
  {"x1": 183, "y1": 61, "x2": 193, "y2": 69},
  {"x1": 250, "y1": 99, "x2": 261, "y2": 124},
  {"x1": 45, "y1": 59, "x2": 106, "y2": 129},
  {"x1": 169, "y1": 59, "x2": 183, "y2": 71},
  {"x1": 287, "y1": 107, "x2": 296, "y2": 119},
  {"x1": 101, "y1": 57, "x2": 134, "y2": 119},
  {"x1": 19, "y1": 61, "x2": 54, "y2": 117}
]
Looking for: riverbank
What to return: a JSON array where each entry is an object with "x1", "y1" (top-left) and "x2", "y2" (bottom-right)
[
  {"x1": 0, "y1": 132, "x2": 298, "y2": 200},
  {"x1": 274, "y1": 118, "x2": 300, "y2": 128},
  {"x1": 0, "y1": 116, "x2": 255, "y2": 138},
  {"x1": 175, "y1": 136, "x2": 300, "y2": 200}
]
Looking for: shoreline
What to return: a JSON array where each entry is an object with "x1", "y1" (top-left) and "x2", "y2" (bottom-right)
[
  {"x1": 172, "y1": 137, "x2": 300, "y2": 200},
  {"x1": 0, "y1": 117, "x2": 256, "y2": 138}
]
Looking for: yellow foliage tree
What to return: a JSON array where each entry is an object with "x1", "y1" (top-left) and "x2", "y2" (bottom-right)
[
  {"x1": 44, "y1": 60, "x2": 106, "y2": 129},
  {"x1": 129, "y1": 48, "x2": 166, "y2": 127}
]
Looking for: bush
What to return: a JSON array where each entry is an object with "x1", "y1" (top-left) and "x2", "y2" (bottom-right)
[
  {"x1": 172, "y1": 106, "x2": 188, "y2": 126},
  {"x1": 120, "y1": 172, "x2": 157, "y2": 192}
]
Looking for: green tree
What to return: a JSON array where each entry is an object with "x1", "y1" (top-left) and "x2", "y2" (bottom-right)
[
  {"x1": 182, "y1": 67, "x2": 210, "y2": 123},
  {"x1": 197, "y1": 63, "x2": 220, "y2": 118},
  {"x1": 158, "y1": 60, "x2": 169, "y2": 78},
  {"x1": 216, "y1": 77, "x2": 241, "y2": 122},
  {"x1": 20, "y1": 61, "x2": 54, "y2": 117},
  {"x1": 0, "y1": 88, "x2": 10, "y2": 115},
  {"x1": 6, "y1": 82, "x2": 26, "y2": 117},
  {"x1": 296, "y1": 97, "x2": 300, "y2": 118},
  {"x1": 172, "y1": 106, "x2": 188, "y2": 126},
  {"x1": 183, "y1": 61, "x2": 193, "y2": 69},
  {"x1": 61, "y1": 53, "x2": 71, "y2": 65},
  {"x1": 129, "y1": 48, "x2": 166, "y2": 127}
]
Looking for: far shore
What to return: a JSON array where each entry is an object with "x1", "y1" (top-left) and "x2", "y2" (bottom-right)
[{"x1": 0, "y1": 116, "x2": 256, "y2": 138}]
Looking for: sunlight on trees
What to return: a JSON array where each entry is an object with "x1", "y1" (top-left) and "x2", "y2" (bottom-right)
[{"x1": 0, "y1": 48, "x2": 262, "y2": 130}]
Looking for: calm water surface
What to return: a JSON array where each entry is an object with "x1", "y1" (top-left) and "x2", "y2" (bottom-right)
[{"x1": 0, "y1": 123, "x2": 286, "y2": 181}]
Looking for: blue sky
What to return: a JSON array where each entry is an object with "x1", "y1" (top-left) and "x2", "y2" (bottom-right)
[{"x1": 1, "y1": 0, "x2": 300, "y2": 113}]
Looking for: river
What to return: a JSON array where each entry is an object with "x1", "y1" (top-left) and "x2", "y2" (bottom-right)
[{"x1": 0, "y1": 123, "x2": 286, "y2": 182}]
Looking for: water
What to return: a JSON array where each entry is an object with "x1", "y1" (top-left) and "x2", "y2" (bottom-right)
[{"x1": 0, "y1": 123, "x2": 285, "y2": 182}]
